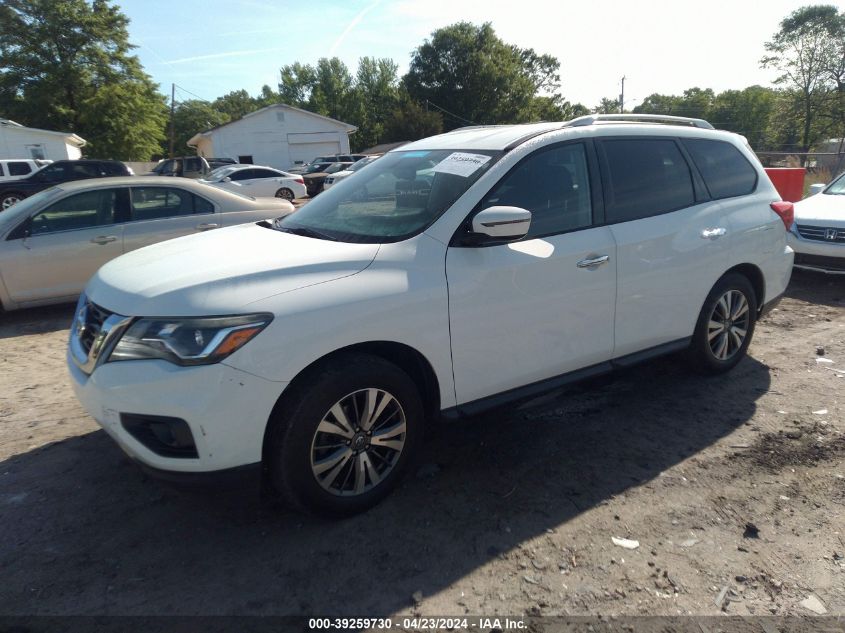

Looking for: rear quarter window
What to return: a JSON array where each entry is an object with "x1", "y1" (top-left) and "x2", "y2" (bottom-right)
[
  {"x1": 682, "y1": 139, "x2": 757, "y2": 199},
  {"x1": 8, "y1": 162, "x2": 31, "y2": 176}
]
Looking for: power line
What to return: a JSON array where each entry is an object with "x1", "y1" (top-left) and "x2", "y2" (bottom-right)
[
  {"x1": 173, "y1": 84, "x2": 212, "y2": 103},
  {"x1": 425, "y1": 99, "x2": 476, "y2": 126}
]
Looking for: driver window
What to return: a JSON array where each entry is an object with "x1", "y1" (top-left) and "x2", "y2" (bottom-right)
[
  {"x1": 30, "y1": 189, "x2": 117, "y2": 235},
  {"x1": 480, "y1": 143, "x2": 593, "y2": 239}
]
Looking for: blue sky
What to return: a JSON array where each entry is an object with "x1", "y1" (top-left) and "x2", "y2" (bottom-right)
[{"x1": 122, "y1": 0, "x2": 845, "y2": 109}]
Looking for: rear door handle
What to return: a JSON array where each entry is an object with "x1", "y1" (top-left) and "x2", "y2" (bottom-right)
[
  {"x1": 701, "y1": 227, "x2": 727, "y2": 239},
  {"x1": 196, "y1": 223, "x2": 220, "y2": 231},
  {"x1": 577, "y1": 255, "x2": 610, "y2": 268},
  {"x1": 90, "y1": 235, "x2": 117, "y2": 245}
]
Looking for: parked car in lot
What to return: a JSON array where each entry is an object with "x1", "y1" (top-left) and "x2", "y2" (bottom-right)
[
  {"x1": 67, "y1": 114, "x2": 793, "y2": 517},
  {"x1": 200, "y1": 164, "x2": 306, "y2": 201},
  {"x1": 303, "y1": 162, "x2": 353, "y2": 197},
  {"x1": 0, "y1": 159, "x2": 132, "y2": 210},
  {"x1": 322, "y1": 156, "x2": 379, "y2": 191},
  {"x1": 288, "y1": 154, "x2": 368, "y2": 174},
  {"x1": 0, "y1": 176, "x2": 293, "y2": 310},
  {"x1": 149, "y1": 156, "x2": 211, "y2": 179},
  {"x1": 789, "y1": 172, "x2": 845, "y2": 274},
  {"x1": 0, "y1": 158, "x2": 52, "y2": 182}
]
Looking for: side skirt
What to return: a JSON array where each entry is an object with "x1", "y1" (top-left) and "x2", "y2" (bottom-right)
[{"x1": 440, "y1": 337, "x2": 691, "y2": 420}]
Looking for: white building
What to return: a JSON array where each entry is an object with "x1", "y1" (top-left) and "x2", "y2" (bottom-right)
[
  {"x1": 0, "y1": 118, "x2": 86, "y2": 160},
  {"x1": 187, "y1": 104, "x2": 357, "y2": 170}
]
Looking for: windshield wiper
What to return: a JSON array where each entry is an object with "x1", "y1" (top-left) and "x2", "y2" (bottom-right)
[{"x1": 276, "y1": 225, "x2": 339, "y2": 241}]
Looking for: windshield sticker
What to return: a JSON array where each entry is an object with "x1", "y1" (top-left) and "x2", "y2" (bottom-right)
[{"x1": 432, "y1": 152, "x2": 492, "y2": 177}]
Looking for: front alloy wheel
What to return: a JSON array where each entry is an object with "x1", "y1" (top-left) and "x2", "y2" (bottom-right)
[
  {"x1": 265, "y1": 353, "x2": 422, "y2": 517},
  {"x1": 310, "y1": 388, "x2": 406, "y2": 496}
]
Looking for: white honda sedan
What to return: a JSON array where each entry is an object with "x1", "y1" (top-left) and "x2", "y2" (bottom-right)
[
  {"x1": 200, "y1": 165, "x2": 307, "y2": 201},
  {"x1": 0, "y1": 176, "x2": 294, "y2": 311},
  {"x1": 789, "y1": 173, "x2": 845, "y2": 274}
]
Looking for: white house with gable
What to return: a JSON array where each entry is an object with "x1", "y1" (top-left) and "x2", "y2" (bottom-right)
[
  {"x1": 187, "y1": 104, "x2": 357, "y2": 170},
  {"x1": 0, "y1": 118, "x2": 86, "y2": 160}
]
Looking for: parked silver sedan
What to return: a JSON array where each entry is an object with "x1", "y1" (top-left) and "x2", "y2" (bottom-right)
[{"x1": 0, "y1": 176, "x2": 294, "y2": 310}]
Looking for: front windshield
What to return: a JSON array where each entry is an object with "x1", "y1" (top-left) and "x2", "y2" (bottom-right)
[
  {"x1": 277, "y1": 149, "x2": 501, "y2": 243},
  {"x1": 204, "y1": 165, "x2": 240, "y2": 181},
  {"x1": 349, "y1": 157, "x2": 377, "y2": 172},
  {"x1": 305, "y1": 163, "x2": 331, "y2": 174},
  {"x1": 824, "y1": 172, "x2": 845, "y2": 195}
]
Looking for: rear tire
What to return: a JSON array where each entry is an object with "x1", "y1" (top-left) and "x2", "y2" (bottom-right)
[
  {"x1": 686, "y1": 273, "x2": 757, "y2": 374},
  {"x1": 274, "y1": 187, "x2": 294, "y2": 201},
  {"x1": 265, "y1": 354, "x2": 423, "y2": 517},
  {"x1": 0, "y1": 192, "x2": 24, "y2": 210}
]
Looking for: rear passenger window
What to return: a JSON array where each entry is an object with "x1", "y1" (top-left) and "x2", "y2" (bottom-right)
[
  {"x1": 682, "y1": 139, "x2": 757, "y2": 199},
  {"x1": 8, "y1": 162, "x2": 31, "y2": 176},
  {"x1": 131, "y1": 187, "x2": 196, "y2": 220},
  {"x1": 600, "y1": 139, "x2": 695, "y2": 223},
  {"x1": 480, "y1": 143, "x2": 593, "y2": 238}
]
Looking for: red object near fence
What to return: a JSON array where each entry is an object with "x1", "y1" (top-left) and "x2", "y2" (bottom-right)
[{"x1": 764, "y1": 167, "x2": 806, "y2": 202}]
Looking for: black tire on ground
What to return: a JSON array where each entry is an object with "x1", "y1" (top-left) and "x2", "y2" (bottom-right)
[
  {"x1": 264, "y1": 353, "x2": 423, "y2": 517},
  {"x1": 0, "y1": 192, "x2": 24, "y2": 211},
  {"x1": 274, "y1": 188, "x2": 294, "y2": 201},
  {"x1": 686, "y1": 273, "x2": 758, "y2": 374}
]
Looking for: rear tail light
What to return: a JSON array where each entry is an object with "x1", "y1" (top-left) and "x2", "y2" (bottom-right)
[
  {"x1": 294, "y1": 177, "x2": 304, "y2": 184},
  {"x1": 770, "y1": 201, "x2": 794, "y2": 231}
]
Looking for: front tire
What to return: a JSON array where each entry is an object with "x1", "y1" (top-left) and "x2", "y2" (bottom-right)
[
  {"x1": 687, "y1": 273, "x2": 757, "y2": 374},
  {"x1": 274, "y1": 187, "x2": 294, "y2": 201},
  {"x1": 265, "y1": 354, "x2": 423, "y2": 517}
]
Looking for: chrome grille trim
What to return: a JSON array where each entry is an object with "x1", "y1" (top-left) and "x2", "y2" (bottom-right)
[
  {"x1": 796, "y1": 224, "x2": 845, "y2": 243},
  {"x1": 69, "y1": 295, "x2": 133, "y2": 375}
]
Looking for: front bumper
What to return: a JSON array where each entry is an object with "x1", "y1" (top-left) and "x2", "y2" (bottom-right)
[
  {"x1": 788, "y1": 232, "x2": 845, "y2": 274},
  {"x1": 67, "y1": 350, "x2": 287, "y2": 473}
]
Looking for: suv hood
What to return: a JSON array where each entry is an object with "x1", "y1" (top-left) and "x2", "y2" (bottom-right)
[
  {"x1": 86, "y1": 223, "x2": 379, "y2": 316},
  {"x1": 795, "y1": 193, "x2": 845, "y2": 225}
]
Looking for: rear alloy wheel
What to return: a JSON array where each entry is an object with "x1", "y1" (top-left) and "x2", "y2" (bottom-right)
[
  {"x1": 1, "y1": 193, "x2": 23, "y2": 210},
  {"x1": 274, "y1": 187, "x2": 294, "y2": 201},
  {"x1": 265, "y1": 354, "x2": 423, "y2": 517},
  {"x1": 687, "y1": 273, "x2": 757, "y2": 374}
]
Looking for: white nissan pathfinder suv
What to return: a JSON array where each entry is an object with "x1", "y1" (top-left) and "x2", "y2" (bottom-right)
[{"x1": 67, "y1": 115, "x2": 794, "y2": 516}]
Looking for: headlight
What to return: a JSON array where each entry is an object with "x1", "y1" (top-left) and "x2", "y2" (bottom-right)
[{"x1": 109, "y1": 313, "x2": 273, "y2": 366}]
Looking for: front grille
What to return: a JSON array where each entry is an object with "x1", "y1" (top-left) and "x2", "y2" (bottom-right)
[
  {"x1": 796, "y1": 224, "x2": 845, "y2": 243},
  {"x1": 794, "y1": 253, "x2": 845, "y2": 271},
  {"x1": 79, "y1": 301, "x2": 113, "y2": 354}
]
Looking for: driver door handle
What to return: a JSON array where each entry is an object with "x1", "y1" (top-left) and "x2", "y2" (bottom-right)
[
  {"x1": 577, "y1": 255, "x2": 610, "y2": 268},
  {"x1": 90, "y1": 235, "x2": 118, "y2": 245},
  {"x1": 196, "y1": 223, "x2": 220, "y2": 231}
]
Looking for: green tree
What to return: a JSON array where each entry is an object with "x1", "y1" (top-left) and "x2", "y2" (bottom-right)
[
  {"x1": 212, "y1": 89, "x2": 260, "y2": 121},
  {"x1": 383, "y1": 92, "x2": 444, "y2": 142},
  {"x1": 163, "y1": 100, "x2": 229, "y2": 157},
  {"x1": 403, "y1": 22, "x2": 569, "y2": 129},
  {"x1": 761, "y1": 5, "x2": 843, "y2": 159},
  {"x1": 593, "y1": 97, "x2": 621, "y2": 114},
  {"x1": 710, "y1": 86, "x2": 778, "y2": 150},
  {"x1": 0, "y1": 0, "x2": 167, "y2": 159},
  {"x1": 353, "y1": 57, "x2": 400, "y2": 149}
]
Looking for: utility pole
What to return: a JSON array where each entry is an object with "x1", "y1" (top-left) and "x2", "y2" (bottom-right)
[
  {"x1": 168, "y1": 83, "x2": 176, "y2": 159},
  {"x1": 619, "y1": 75, "x2": 626, "y2": 113}
]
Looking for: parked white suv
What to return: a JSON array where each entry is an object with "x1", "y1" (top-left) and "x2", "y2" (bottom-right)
[{"x1": 67, "y1": 115, "x2": 794, "y2": 516}]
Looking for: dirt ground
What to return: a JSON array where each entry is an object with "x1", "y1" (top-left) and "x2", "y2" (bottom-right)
[{"x1": 0, "y1": 270, "x2": 843, "y2": 617}]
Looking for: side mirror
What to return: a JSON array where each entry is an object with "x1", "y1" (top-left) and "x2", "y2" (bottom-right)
[
  {"x1": 223, "y1": 176, "x2": 232, "y2": 183},
  {"x1": 470, "y1": 206, "x2": 532, "y2": 241},
  {"x1": 808, "y1": 183, "x2": 826, "y2": 196}
]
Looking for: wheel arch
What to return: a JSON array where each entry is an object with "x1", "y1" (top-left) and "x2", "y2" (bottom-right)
[
  {"x1": 723, "y1": 263, "x2": 765, "y2": 311},
  {"x1": 261, "y1": 340, "x2": 441, "y2": 462}
]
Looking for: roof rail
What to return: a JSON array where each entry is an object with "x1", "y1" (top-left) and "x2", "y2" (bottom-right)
[{"x1": 564, "y1": 113, "x2": 715, "y2": 130}]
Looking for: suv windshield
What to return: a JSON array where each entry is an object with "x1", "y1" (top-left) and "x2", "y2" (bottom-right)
[
  {"x1": 824, "y1": 172, "x2": 845, "y2": 195},
  {"x1": 276, "y1": 149, "x2": 501, "y2": 243}
]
